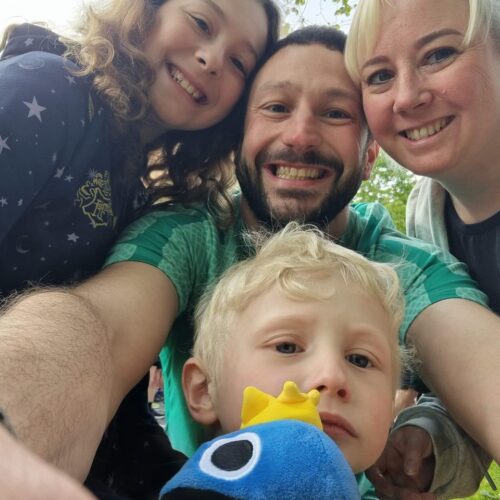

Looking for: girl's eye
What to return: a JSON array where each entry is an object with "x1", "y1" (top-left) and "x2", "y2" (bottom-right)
[
  {"x1": 231, "y1": 57, "x2": 247, "y2": 76},
  {"x1": 276, "y1": 342, "x2": 301, "y2": 354},
  {"x1": 346, "y1": 353, "x2": 372, "y2": 368},
  {"x1": 191, "y1": 15, "x2": 210, "y2": 34},
  {"x1": 367, "y1": 70, "x2": 393, "y2": 86},
  {"x1": 426, "y1": 47, "x2": 457, "y2": 65}
]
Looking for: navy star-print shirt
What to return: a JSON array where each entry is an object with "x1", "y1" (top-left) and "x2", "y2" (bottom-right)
[{"x1": 0, "y1": 50, "x2": 142, "y2": 297}]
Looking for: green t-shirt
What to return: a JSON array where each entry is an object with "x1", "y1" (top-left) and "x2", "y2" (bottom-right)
[{"x1": 105, "y1": 198, "x2": 486, "y2": 460}]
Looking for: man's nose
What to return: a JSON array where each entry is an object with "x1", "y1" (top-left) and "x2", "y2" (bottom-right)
[
  {"x1": 392, "y1": 71, "x2": 432, "y2": 114},
  {"x1": 281, "y1": 109, "x2": 322, "y2": 153}
]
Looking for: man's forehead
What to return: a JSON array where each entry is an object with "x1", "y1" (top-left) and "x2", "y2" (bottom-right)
[{"x1": 250, "y1": 44, "x2": 360, "y2": 103}]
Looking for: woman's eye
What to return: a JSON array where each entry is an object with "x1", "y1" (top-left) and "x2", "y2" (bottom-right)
[
  {"x1": 231, "y1": 57, "x2": 247, "y2": 76},
  {"x1": 426, "y1": 47, "x2": 457, "y2": 65},
  {"x1": 191, "y1": 15, "x2": 210, "y2": 34},
  {"x1": 346, "y1": 353, "x2": 371, "y2": 368},
  {"x1": 367, "y1": 70, "x2": 392, "y2": 86},
  {"x1": 276, "y1": 342, "x2": 300, "y2": 354}
]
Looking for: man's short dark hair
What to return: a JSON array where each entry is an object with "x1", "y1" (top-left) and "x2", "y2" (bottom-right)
[{"x1": 270, "y1": 25, "x2": 347, "y2": 59}]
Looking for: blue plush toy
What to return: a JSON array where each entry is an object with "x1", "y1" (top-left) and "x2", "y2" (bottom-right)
[{"x1": 160, "y1": 382, "x2": 360, "y2": 499}]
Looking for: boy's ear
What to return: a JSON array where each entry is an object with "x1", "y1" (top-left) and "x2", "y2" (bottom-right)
[
  {"x1": 362, "y1": 139, "x2": 380, "y2": 181},
  {"x1": 182, "y1": 357, "x2": 218, "y2": 426}
]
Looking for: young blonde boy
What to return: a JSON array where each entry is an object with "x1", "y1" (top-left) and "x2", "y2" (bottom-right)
[{"x1": 182, "y1": 222, "x2": 404, "y2": 474}]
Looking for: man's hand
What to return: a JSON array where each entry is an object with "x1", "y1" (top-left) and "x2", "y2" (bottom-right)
[
  {"x1": 0, "y1": 426, "x2": 95, "y2": 500},
  {"x1": 366, "y1": 426, "x2": 436, "y2": 499}
]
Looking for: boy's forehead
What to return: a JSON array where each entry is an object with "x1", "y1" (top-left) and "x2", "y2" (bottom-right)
[{"x1": 248, "y1": 44, "x2": 360, "y2": 104}]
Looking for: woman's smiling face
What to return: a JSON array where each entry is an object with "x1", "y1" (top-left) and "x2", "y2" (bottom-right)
[{"x1": 359, "y1": 0, "x2": 500, "y2": 184}]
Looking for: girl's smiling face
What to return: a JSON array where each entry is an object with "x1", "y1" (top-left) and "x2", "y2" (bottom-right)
[
  {"x1": 143, "y1": 0, "x2": 268, "y2": 133},
  {"x1": 359, "y1": 0, "x2": 500, "y2": 185}
]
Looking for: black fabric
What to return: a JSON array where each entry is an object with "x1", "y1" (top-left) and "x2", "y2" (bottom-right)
[
  {"x1": 445, "y1": 194, "x2": 500, "y2": 314},
  {"x1": 1, "y1": 24, "x2": 182, "y2": 500}
]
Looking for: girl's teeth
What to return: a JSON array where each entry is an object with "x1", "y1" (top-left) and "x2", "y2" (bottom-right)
[{"x1": 171, "y1": 68, "x2": 202, "y2": 100}]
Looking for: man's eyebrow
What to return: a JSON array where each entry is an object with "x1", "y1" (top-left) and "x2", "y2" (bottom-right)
[
  {"x1": 253, "y1": 81, "x2": 359, "y2": 102},
  {"x1": 252, "y1": 80, "x2": 294, "y2": 98},
  {"x1": 362, "y1": 28, "x2": 463, "y2": 71},
  {"x1": 201, "y1": 0, "x2": 259, "y2": 61}
]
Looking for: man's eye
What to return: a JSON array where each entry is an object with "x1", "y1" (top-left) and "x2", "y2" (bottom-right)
[
  {"x1": 231, "y1": 57, "x2": 247, "y2": 76},
  {"x1": 367, "y1": 70, "x2": 392, "y2": 86},
  {"x1": 346, "y1": 353, "x2": 371, "y2": 368},
  {"x1": 325, "y1": 109, "x2": 350, "y2": 119},
  {"x1": 191, "y1": 15, "x2": 210, "y2": 34},
  {"x1": 276, "y1": 342, "x2": 300, "y2": 354},
  {"x1": 264, "y1": 104, "x2": 288, "y2": 113},
  {"x1": 426, "y1": 47, "x2": 457, "y2": 65}
]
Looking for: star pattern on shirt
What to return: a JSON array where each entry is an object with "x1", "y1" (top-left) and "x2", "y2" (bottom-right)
[
  {"x1": 54, "y1": 167, "x2": 65, "y2": 179},
  {"x1": 65, "y1": 174, "x2": 74, "y2": 183},
  {"x1": 0, "y1": 197, "x2": 7, "y2": 207},
  {"x1": 67, "y1": 233, "x2": 79, "y2": 243},
  {"x1": 23, "y1": 97, "x2": 46, "y2": 122},
  {"x1": 24, "y1": 37, "x2": 34, "y2": 47},
  {"x1": 65, "y1": 75, "x2": 76, "y2": 85},
  {"x1": 0, "y1": 135, "x2": 10, "y2": 154}
]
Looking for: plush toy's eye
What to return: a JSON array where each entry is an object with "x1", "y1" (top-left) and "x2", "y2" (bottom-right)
[{"x1": 199, "y1": 432, "x2": 262, "y2": 480}]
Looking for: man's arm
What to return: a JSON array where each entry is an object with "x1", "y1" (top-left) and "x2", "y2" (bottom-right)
[
  {"x1": 0, "y1": 261, "x2": 178, "y2": 480},
  {"x1": 0, "y1": 425, "x2": 96, "y2": 500},
  {"x1": 408, "y1": 298, "x2": 500, "y2": 463}
]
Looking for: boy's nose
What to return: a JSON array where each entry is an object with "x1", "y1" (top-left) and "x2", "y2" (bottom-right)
[{"x1": 311, "y1": 359, "x2": 351, "y2": 402}]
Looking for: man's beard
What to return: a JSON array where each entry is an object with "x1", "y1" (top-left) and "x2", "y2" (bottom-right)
[{"x1": 235, "y1": 147, "x2": 365, "y2": 231}]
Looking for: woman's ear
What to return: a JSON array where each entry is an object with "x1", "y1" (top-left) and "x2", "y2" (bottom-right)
[{"x1": 182, "y1": 357, "x2": 218, "y2": 426}]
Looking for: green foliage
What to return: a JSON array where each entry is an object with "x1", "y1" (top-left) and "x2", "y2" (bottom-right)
[
  {"x1": 464, "y1": 461, "x2": 500, "y2": 499},
  {"x1": 354, "y1": 153, "x2": 416, "y2": 233},
  {"x1": 289, "y1": 0, "x2": 356, "y2": 17}
]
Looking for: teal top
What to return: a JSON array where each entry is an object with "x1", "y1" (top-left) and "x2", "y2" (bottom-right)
[{"x1": 105, "y1": 197, "x2": 486, "y2": 497}]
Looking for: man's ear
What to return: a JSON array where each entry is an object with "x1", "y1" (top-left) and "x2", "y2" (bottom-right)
[
  {"x1": 182, "y1": 357, "x2": 218, "y2": 426},
  {"x1": 362, "y1": 140, "x2": 380, "y2": 181}
]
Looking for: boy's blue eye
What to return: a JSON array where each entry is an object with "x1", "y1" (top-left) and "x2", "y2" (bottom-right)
[
  {"x1": 325, "y1": 109, "x2": 349, "y2": 119},
  {"x1": 346, "y1": 353, "x2": 371, "y2": 368},
  {"x1": 427, "y1": 47, "x2": 456, "y2": 65},
  {"x1": 276, "y1": 342, "x2": 300, "y2": 354}
]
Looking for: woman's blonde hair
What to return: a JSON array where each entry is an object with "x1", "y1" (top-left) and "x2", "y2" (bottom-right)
[
  {"x1": 345, "y1": 0, "x2": 500, "y2": 84},
  {"x1": 193, "y1": 222, "x2": 404, "y2": 390}
]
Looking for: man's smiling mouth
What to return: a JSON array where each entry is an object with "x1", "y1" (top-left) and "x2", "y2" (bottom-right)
[{"x1": 272, "y1": 165, "x2": 327, "y2": 180}]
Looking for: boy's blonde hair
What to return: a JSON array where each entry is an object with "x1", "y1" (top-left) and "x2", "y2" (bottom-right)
[
  {"x1": 345, "y1": 0, "x2": 500, "y2": 84},
  {"x1": 193, "y1": 222, "x2": 404, "y2": 390}
]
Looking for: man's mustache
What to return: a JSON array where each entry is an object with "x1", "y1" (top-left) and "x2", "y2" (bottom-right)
[{"x1": 255, "y1": 148, "x2": 344, "y2": 176}]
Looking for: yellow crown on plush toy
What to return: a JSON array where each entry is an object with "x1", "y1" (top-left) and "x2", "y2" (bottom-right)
[{"x1": 240, "y1": 381, "x2": 323, "y2": 430}]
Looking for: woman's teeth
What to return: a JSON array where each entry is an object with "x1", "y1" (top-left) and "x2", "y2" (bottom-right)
[{"x1": 404, "y1": 117, "x2": 451, "y2": 141}]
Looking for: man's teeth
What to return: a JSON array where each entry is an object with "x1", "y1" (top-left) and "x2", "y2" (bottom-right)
[
  {"x1": 276, "y1": 166, "x2": 324, "y2": 180},
  {"x1": 404, "y1": 118, "x2": 450, "y2": 140},
  {"x1": 170, "y1": 68, "x2": 203, "y2": 101}
]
